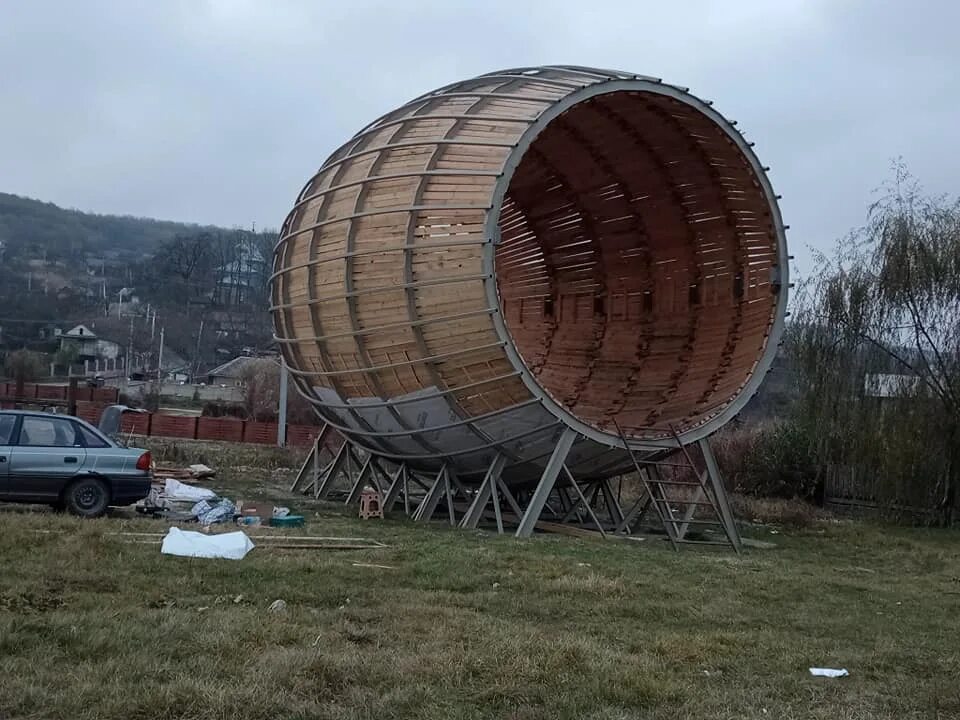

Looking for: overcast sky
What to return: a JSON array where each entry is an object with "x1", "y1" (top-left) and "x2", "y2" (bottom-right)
[{"x1": 1, "y1": 0, "x2": 957, "y2": 275}]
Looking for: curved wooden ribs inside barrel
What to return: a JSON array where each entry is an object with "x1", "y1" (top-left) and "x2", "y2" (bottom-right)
[{"x1": 496, "y1": 90, "x2": 778, "y2": 438}]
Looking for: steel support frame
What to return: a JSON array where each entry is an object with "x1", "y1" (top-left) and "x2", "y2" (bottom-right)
[{"x1": 288, "y1": 424, "x2": 740, "y2": 552}]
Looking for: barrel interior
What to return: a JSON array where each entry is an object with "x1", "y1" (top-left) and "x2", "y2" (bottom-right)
[{"x1": 495, "y1": 90, "x2": 780, "y2": 439}]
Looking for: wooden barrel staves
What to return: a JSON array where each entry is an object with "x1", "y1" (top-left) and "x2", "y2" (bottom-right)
[{"x1": 270, "y1": 65, "x2": 789, "y2": 484}]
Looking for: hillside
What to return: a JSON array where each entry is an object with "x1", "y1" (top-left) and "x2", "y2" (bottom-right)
[
  {"x1": 0, "y1": 192, "x2": 221, "y2": 261},
  {"x1": 0, "y1": 192, "x2": 277, "y2": 365}
]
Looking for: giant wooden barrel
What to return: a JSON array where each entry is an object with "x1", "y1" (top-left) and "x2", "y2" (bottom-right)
[{"x1": 271, "y1": 65, "x2": 788, "y2": 484}]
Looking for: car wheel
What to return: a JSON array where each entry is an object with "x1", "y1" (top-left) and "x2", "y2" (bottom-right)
[{"x1": 63, "y1": 477, "x2": 110, "y2": 518}]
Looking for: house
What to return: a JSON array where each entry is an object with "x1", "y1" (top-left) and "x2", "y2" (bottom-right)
[
  {"x1": 206, "y1": 355, "x2": 265, "y2": 387},
  {"x1": 38, "y1": 324, "x2": 62, "y2": 340},
  {"x1": 59, "y1": 325, "x2": 123, "y2": 373},
  {"x1": 214, "y1": 239, "x2": 267, "y2": 306},
  {"x1": 864, "y1": 373, "x2": 923, "y2": 398},
  {"x1": 158, "y1": 348, "x2": 190, "y2": 383}
]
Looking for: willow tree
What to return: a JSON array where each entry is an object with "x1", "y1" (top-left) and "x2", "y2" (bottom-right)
[{"x1": 791, "y1": 166, "x2": 960, "y2": 524}]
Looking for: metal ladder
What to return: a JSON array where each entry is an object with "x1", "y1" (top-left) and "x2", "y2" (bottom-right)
[{"x1": 613, "y1": 420, "x2": 741, "y2": 553}]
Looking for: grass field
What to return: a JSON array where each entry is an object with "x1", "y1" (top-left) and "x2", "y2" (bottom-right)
[{"x1": 1, "y1": 457, "x2": 958, "y2": 720}]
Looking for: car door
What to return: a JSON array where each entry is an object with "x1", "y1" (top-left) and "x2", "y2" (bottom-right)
[
  {"x1": 8, "y1": 415, "x2": 87, "y2": 501},
  {"x1": 0, "y1": 414, "x2": 16, "y2": 498}
]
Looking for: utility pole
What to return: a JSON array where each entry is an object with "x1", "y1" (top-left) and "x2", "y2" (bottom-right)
[
  {"x1": 277, "y1": 358, "x2": 288, "y2": 448},
  {"x1": 150, "y1": 309, "x2": 156, "y2": 340},
  {"x1": 193, "y1": 319, "x2": 204, "y2": 381},
  {"x1": 128, "y1": 314, "x2": 134, "y2": 375},
  {"x1": 117, "y1": 291, "x2": 123, "y2": 319},
  {"x1": 157, "y1": 327, "x2": 165, "y2": 383}
]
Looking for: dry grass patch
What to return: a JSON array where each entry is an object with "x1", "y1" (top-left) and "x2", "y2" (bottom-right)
[{"x1": 0, "y1": 464, "x2": 959, "y2": 719}]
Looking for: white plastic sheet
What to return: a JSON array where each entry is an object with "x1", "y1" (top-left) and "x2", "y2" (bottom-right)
[
  {"x1": 809, "y1": 668, "x2": 849, "y2": 678},
  {"x1": 160, "y1": 527, "x2": 255, "y2": 560},
  {"x1": 164, "y1": 478, "x2": 216, "y2": 502}
]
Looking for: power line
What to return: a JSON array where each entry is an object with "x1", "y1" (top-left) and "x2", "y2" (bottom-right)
[{"x1": 0, "y1": 318, "x2": 65, "y2": 324}]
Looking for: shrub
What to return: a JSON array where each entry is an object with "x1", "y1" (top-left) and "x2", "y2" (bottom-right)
[
  {"x1": 3, "y1": 348, "x2": 44, "y2": 384},
  {"x1": 714, "y1": 420, "x2": 820, "y2": 501},
  {"x1": 736, "y1": 420, "x2": 820, "y2": 500}
]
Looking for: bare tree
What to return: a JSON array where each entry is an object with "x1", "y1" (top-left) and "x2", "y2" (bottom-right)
[{"x1": 241, "y1": 359, "x2": 315, "y2": 423}]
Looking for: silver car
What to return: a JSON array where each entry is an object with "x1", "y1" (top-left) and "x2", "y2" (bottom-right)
[{"x1": 0, "y1": 410, "x2": 152, "y2": 517}]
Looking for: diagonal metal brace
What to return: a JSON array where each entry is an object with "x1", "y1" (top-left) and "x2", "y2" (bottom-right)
[{"x1": 516, "y1": 428, "x2": 578, "y2": 538}]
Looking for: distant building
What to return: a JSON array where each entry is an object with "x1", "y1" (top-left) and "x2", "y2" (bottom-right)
[
  {"x1": 206, "y1": 355, "x2": 269, "y2": 387},
  {"x1": 38, "y1": 324, "x2": 62, "y2": 340},
  {"x1": 214, "y1": 240, "x2": 266, "y2": 306},
  {"x1": 158, "y1": 348, "x2": 190, "y2": 383},
  {"x1": 60, "y1": 324, "x2": 122, "y2": 365},
  {"x1": 864, "y1": 373, "x2": 923, "y2": 398}
]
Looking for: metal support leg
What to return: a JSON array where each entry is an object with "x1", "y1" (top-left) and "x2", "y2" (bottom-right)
[
  {"x1": 563, "y1": 466, "x2": 606, "y2": 536},
  {"x1": 699, "y1": 438, "x2": 742, "y2": 553},
  {"x1": 316, "y1": 442, "x2": 349, "y2": 499},
  {"x1": 516, "y1": 429, "x2": 578, "y2": 538},
  {"x1": 402, "y1": 467, "x2": 410, "y2": 516},
  {"x1": 495, "y1": 478, "x2": 524, "y2": 519},
  {"x1": 290, "y1": 440, "x2": 316, "y2": 493},
  {"x1": 616, "y1": 472, "x2": 652, "y2": 534},
  {"x1": 560, "y1": 481, "x2": 598, "y2": 523},
  {"x1": 588, "y1": 483, "x2": 602, "y2": 510},
  {"x1": 367, "y1": 458, "x2": 393, "y2": 494},
  {"x1": 461, "y1": 454, "x2": 506, "y2": 529},
  {"x1": 413, "y1": 464, "x2": 447, "y2": 522},
  {"x1": 343, "y1": 450, "x2": 353, "y2": 490},
  {"x1": 309, "y1": 441, "x2": 321, "y2": 495},
  {"x1": 383, "y1": 463, "x2": 406, "y2": 512},
  {"x1": 447, "y1": 469, "x2": 468, "y2": 498},
  {"x1": 443, "y1": 468, "x2": 456, "y2": 526},
  {"x1": 291, "y1": 423, "x2": 328, "y2": 493},
  {"x1": 460, "y1": 484, "x2": 491, "y2": 530},
  {"x1": 346, "y1": 456, "x2": 374, "y2": 505},
  {"x1": 557, "y1": 487, "x2": 573, "y2": 514},
  {"x1": 600, "y1": 477, "x2": 625, "y2": 528},
  {"x1": 491, "y1": 471, "x2": 505, "y2": 534}
]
